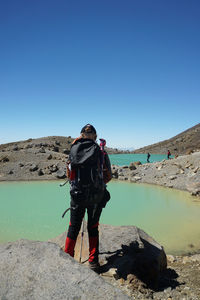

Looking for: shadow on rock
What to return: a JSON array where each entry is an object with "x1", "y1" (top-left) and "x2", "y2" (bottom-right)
[{"x1": 99, "y1": 237, "x2": 180, "y2": 292}]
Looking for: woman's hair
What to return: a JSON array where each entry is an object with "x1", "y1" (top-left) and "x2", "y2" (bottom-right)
[{"x1": 80, "y1": 124, "x2": 97, "y2": 140}]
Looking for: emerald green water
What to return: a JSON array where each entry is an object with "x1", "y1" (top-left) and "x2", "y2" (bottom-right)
[
  {"x1": 109, "y1": 153, "x2": 174, "y2": 165},
  {"x1": 0, "y1": 181, "x2": 200, "y2": 255}
]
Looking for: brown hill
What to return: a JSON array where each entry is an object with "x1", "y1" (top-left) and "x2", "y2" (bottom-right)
[
  {"x1": 0, "y1": 136, "x2": 118, "y2": 154},
  {"x1": 0, "y1": 135, "x2": 118, "y2": 181},
  {"x1": 133, "y1": 123, "x2": 200, "y2": 155},
  {"x1": 0, "y1": 136, "x2": 73, "y2": 153}
]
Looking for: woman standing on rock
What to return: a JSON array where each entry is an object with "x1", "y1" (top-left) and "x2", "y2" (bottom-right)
[{"x1": 64, "y1": 124, "x2": 112, "y2": 273}]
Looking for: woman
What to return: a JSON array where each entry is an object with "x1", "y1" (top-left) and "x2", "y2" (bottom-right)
[{"x1": 64, "y1": 124, "x2": 112, "y2": 273}]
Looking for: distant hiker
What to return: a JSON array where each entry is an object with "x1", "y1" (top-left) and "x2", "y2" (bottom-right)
[
  {"x1": 167, "y1": 150, "x2": 171, "y2": 159},
  {"x1": 64, "y1": 124, "x2": 112, "y2": 273},
  {"x1": 147, "y1": 152, "x2": 151, "y2": 163}
]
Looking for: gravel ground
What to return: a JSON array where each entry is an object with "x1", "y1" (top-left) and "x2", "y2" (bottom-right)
[{"x1": 101, "y1": 254, "x2": 200, "y2": 300}]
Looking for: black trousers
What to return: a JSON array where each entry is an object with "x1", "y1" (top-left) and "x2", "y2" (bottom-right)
[{"x1": 65, "y1": 202, "x2": 102, "y2": 262}]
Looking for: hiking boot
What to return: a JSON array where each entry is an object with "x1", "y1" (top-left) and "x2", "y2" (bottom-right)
[{"x1": 89, "y1": 261, "x2": 100, "y2": 274}]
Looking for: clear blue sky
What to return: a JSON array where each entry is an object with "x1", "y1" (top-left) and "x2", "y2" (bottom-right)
[{"x1": 0, "y1": 0, "x2": 199, "y2": 149}]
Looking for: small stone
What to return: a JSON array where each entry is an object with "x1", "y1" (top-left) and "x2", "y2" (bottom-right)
[
  {"x1": 119, "y1": 278, "x2": 125, "y2": 285},
  {"x1": 182, "y1": 256, "x2": 190, "y2": 264},
  {"x1": 0, "y1": 156, "x2": 9, "y2": 162},
  {"x1": 167, "y1": 255, "x2": 176, "y2": 263},
  {"x1": 107, "y1": 268, "x2": 117, "y2": 277},
  {"x1": 118, "y1": 172, "x2": 124, "y2": 176},
  {"x1": 169, "y1": 175, "x2": 177, "y2": 180},
  {"x1": 56, "y1": 170, "x2": 66, "y2": 179},
  {"x1": 49, "y1": 165, "x2": 58, "y2": 172},
  {"x1": 63, "y1": 149, "x2": 69, "y2": 155},
  {"x1": 122, "y1": 165, "x2": 129, "y2": 169},
  {"x1": 164, "y1": 287, "x2": 172, "y2": 293},
  {"x1": 47, "y1": 154, "x2": 52, "y2": 160},
  {"x1": 129, "y1": 163, "x2": 136, "y2": 170},
  {"x1": 39, "y1": 147, "x2": 46, "y2": 153},
  {"x1": 53, "y1": 146, "x2": 59, "y2": 152},
  {"x1": 38, "y1": 169, "x2": 44, "y2": 176},
  {"x1": 29, "y1": 164, "x2": 38, "y2": 172}
]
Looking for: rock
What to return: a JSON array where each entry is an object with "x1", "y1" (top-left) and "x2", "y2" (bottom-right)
[
  {"x1": 185, "y1": 163, "x2": 192, "y2": 168},
  {"x1": 19, "y1": 163, "x2": 24, "y2": 167},
  {"x1": 168, "y1": 175, "x2": 177, "y2": 180},
  {"x1": 167, "y1": 255, "x2": 176, "y2": 263},
  {"x1": 134, "y1": 161, "x2": 142, "y2": 166},
  {"x1": 13, "y1": 146, "x2": 19, "y2": 151},
  {"x1": 190, "y1": 254, "x2": 200, "y2": 262},
  {"x1": 25, "y1": 144, "x2": 33, "y2": 149},
  {"x1": 0, "y1": 240, "x2": 128, "y2": 300},
  {"x1": 99, "y1": 225, "x2": 167, "y2": 288},
  {"x1": 182, "y1": 256, "x2": 191, "y2": 264},
  {"x1": 186, "y1": 149, "x2": 193, "y2": 155},
  {"x1": 118, "y1": 172, "x2": 124, "y2": 176},
  {"x1": 29, "y1": 164, "x2": 38, "y2": 172},
  {"x1": 0, "y1": 156, "x2": 9, "y2": 162},
  {"x1": 8, "y1": 170, "x2": 13, "y2": 174},
  {"x1": 47, "y1": 154, "x2": 52, "y2": 160},
  {"x1": 49, "y1": 165, "x2": 58, "y2": 173},
  {"x1": 52, "y1": 225, "x2": 167, "y2": 289},
  {"x1": 187, "y1": 182, "x2": 200, "y2": 196},
  {"x1": 53, "y1": 146, "x2": 59, "y2": 152},
  {"x1": 38, "y1": 147, "x2": 46, "y2": 153},
  {"x1": 63, "y1": 149, "x2": 70, "y2": 155},
  {"x1": 38, "y1": 169, "x2": 44, "y2": 176},
  {"x1": 133, "y1": 176, "x2": 142, "y2": 181},
  {"x1": 56, "y1": 169, "x2": 66, "y2": 179},
  {"x1": 129, "y1": 162, "x2": 136, "y2": 170}
]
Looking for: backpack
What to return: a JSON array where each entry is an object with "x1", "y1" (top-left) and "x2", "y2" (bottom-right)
[{"x1": 69, "y1": 138, "x2": 105, "y2": 206}]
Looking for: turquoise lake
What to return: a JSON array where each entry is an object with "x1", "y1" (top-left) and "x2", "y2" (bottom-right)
[
  {"x1": 109, "y1": 153, "x2": 173, "y2": 166},
  {"x1": 1, "y1": 180, "x2": 200, "y2": 255}
]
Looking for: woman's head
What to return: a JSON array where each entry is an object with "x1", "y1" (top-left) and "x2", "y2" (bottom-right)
[{"x1": 80, "y1": 124, "x2": 97, "y2": 140}]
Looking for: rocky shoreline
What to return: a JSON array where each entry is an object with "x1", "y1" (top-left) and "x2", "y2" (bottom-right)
[
  {"x1": 111, "y1": 151, "x2": 200, "y2": 197},
  {"x1": 1, "y1": 137, "x2": 200, "y2": 197}
]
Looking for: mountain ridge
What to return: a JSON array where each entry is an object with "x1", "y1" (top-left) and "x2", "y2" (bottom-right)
[{"x1": 133, "y1": 123, "x2": 200, "y2": 155}]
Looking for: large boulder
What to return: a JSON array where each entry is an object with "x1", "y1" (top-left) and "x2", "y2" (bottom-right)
[
  {"x1": 0, "y1": 240, "x2": 129, "y2": 300},
  {"x1": 99, "y1": 225, "x2": 167, "y2": 288},
  {"x1": 51, "y1": 224, "x2": 167, "y2": 289}
]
